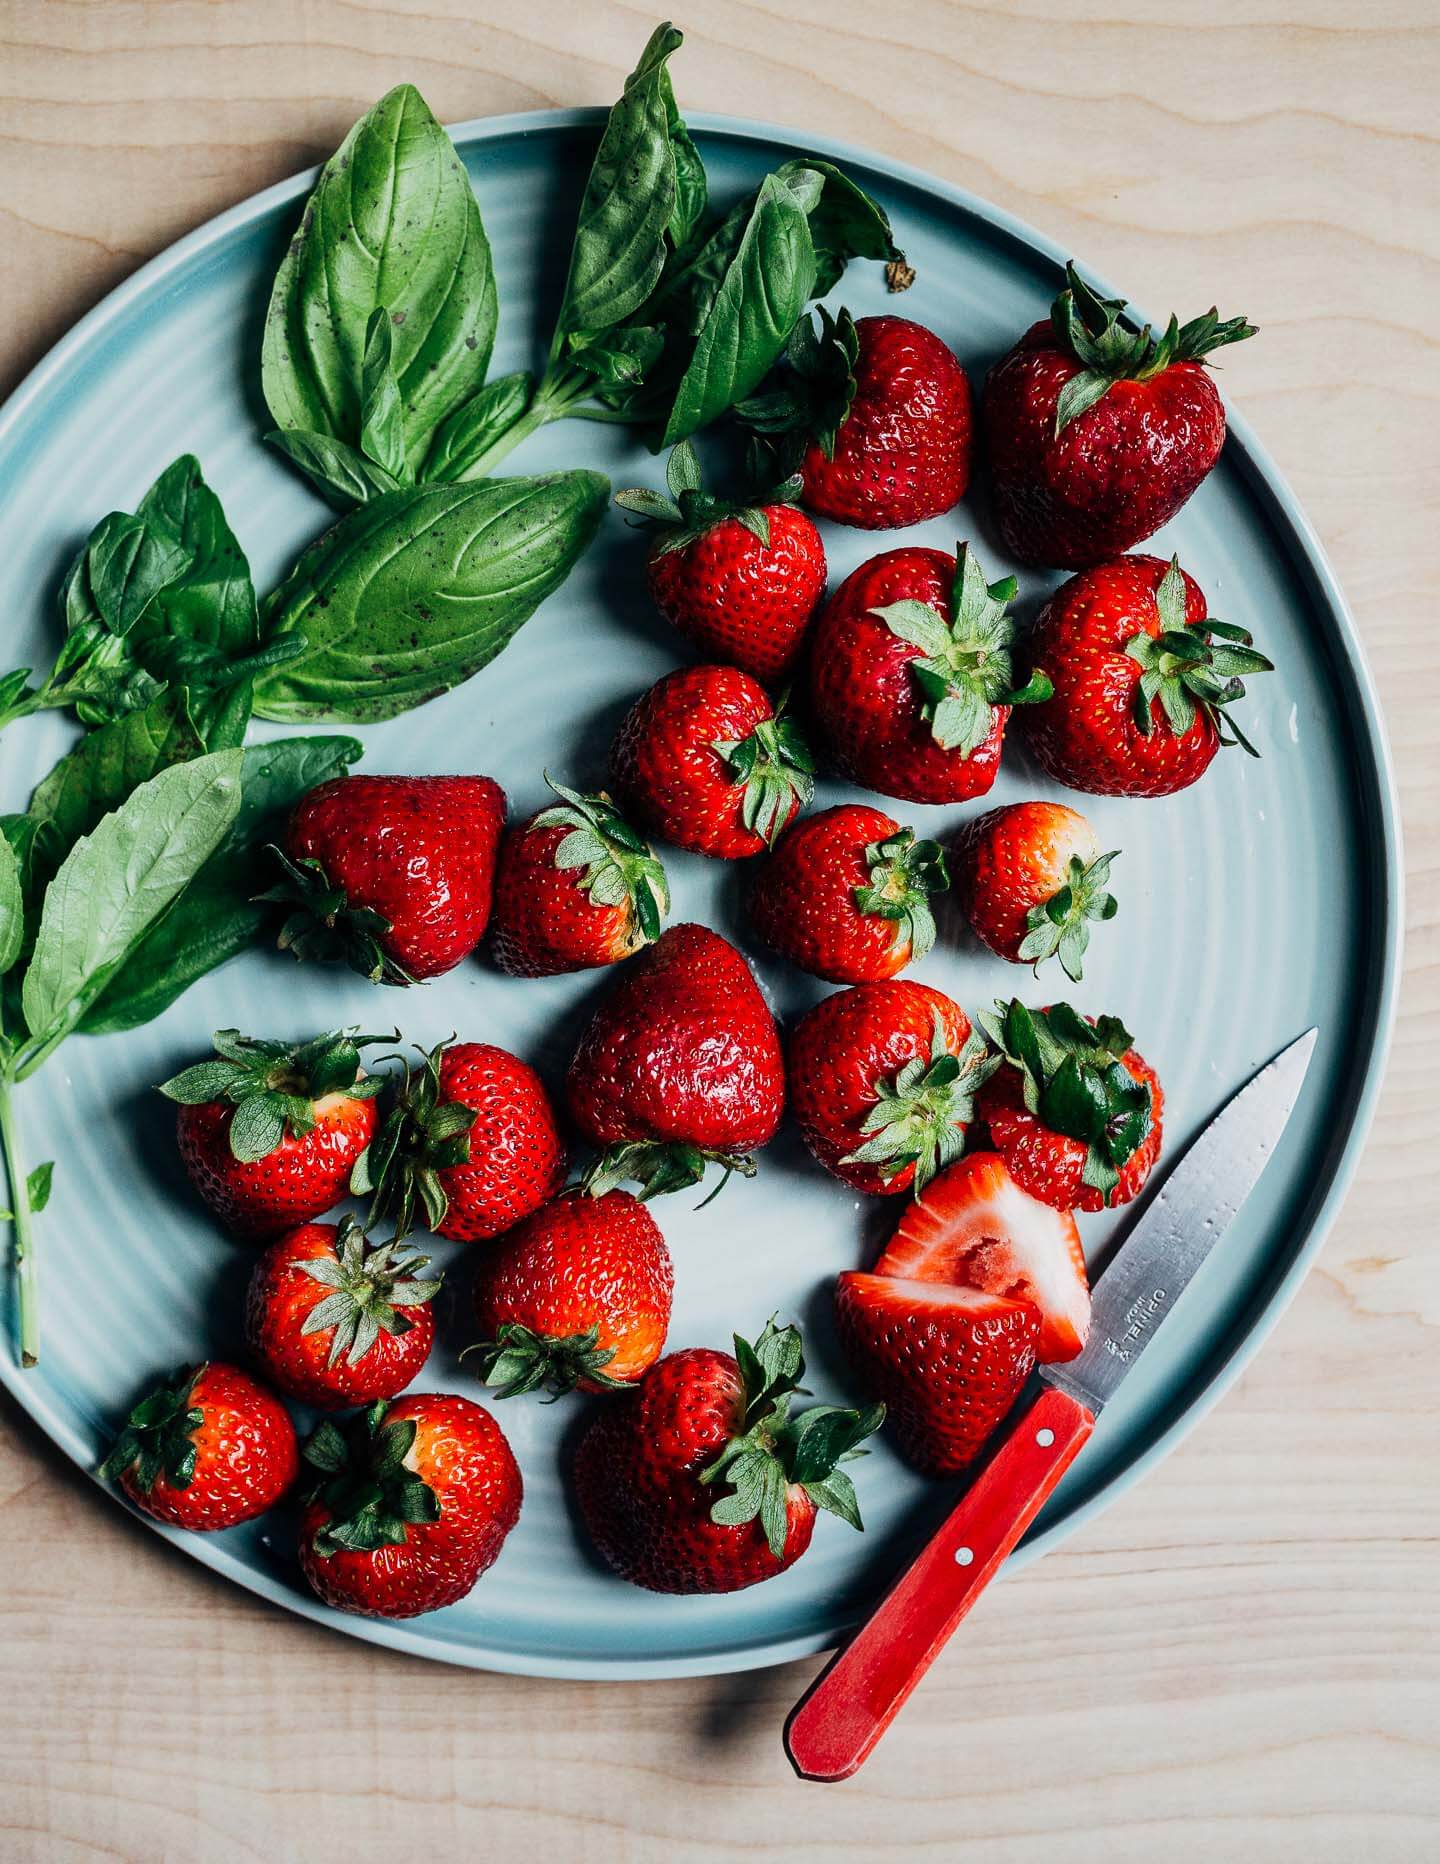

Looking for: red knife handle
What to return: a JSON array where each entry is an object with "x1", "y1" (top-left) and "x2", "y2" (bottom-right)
[{"x1": 785, "y1": 1384, "x2": 1094, "y2": 1782}]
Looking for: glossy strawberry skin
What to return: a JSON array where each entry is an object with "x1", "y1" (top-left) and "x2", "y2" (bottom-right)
[
  {"x1": 984, "y1": 321, "x2": 1228, "y2": 567},
  {"x1": 299, "y1": 1394, "x2": 522, "y2": 1620},
  {"x1": 245, "y1": 1224, "x2": 435, "y2": 1409},
  {"x1": 285, "y1": 775, "x2": 505, "y2": 979},
  {"x1": 610, "y1": 665, "x2": 799, "y2": 859},
  {"x1": 834, "y1": 1273, "x2": 1040, "y2": 1476},
  {"x1": 489, "y1": 814, "x2": 639, "y2": 977},
  {"x1": 808, "y1": 548, "x2": 1007, "y2": 804},
  {"x1": 750, "y1": 804, "x2": 916, "y2": 983},
  {"x1": 566, "y1": 924, "x2": 785, "y2": 1155},
  {"x1": 787, "y1": 981, "x2": 972, "y2": 1195},
  {"x1": 573, "y1": 1346, "x2": 815, "y2": 1593},
  {"x1": 176, "y1": 1092, "x2": 377, "y2": 1241},
  {"x1": 801, "y1": 316, "x2": 972, "y2": 529},
  {"x1": 118, "y1": 1363, "x2": 298, "y2": 1531},
  {"x1": 431, "y1": 1044, "x2": 566, "y2": 1241},
  {"x1": 1023, "y1": 555, "x2": 1219, "y2": 797},
  {"x1": 955, "y1": 801, "x2": 1098, "y2": 962},
  {"x1": 472, "y1": 1190, "x2": 674, "y2": 1388},
  {"x1": 978, "y1": 1043, "x2": 1164, "y2": 1213},
  {"x1": 647, "y1": 504, "x2": 827, "y2": 684}
]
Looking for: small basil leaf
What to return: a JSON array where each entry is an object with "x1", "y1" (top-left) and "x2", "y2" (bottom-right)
[
  {"x1": 0, "y1": 833, "x2": 23, "y2": 975},
  {"x1": 266, "y1": 430, "x2": 402, "y2": 507},
  {"x1": 420, "y1": 372, "x2": 535, "y2": 485}
]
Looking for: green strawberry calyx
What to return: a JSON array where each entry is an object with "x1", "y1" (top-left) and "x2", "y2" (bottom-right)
[
  {"x1": 98, "y1": 1364, "x2": 206, "y2": 1494},
  {"x1": 158, "y1": 1025, "x2": 386, "y2": 1165},
  {"x1": 698, "y1": 1318, "x2": 884, "y2": 1558},
  {"x1": 350, "y1": 1040, "x2": 478, "y2": 1239},
  {"x1": 733, "y1": 304, "x2": 860, "y2": 471},
  {"x1": 292, "y1": 1216, "x2": 441, "y2": 1368},
  {"x1": 578, "y1": 1138, "x2": 757, "y2": 1208},
  {"x1": 613, "y1": 438, "x2": 804, "y2": 555},
  {"x1": 1050, "y1": 261, "x2": 1257, "y2": 433},
  {"x1": 853, "y1": 827, "x2": 950, "y2": 964},
  {"x1": 978, "y1": 998, "x2": 1153, "y2": 1207},
  {"x1": 869, "y1": 545, "x2": 1053, "y2": 758},
  {"x1": 536, "y1": 776, "x2": 670, "y2": 949},
  {"x1": 1125, "y1": 559, "x2": 1273, "y2": 757},
  {"x1": 302, "y1": 1399, "x2": 440, "y2": 1557},
  {"x1": 1018, "y1": 849, "x2": 1120, "y2": 984},
  {"x1": 713, "y1": 695, "x2": 816, "y2": 850},
  {"x1": 462, "y1": 1321, "x2": 629, "y2": 1401},
  {"x1": 841, "y1": 1012, "x2": 1000, "y2": 1197},
  {"x1": 260, "y1": 846, "x2": 415, "y2": 987}
]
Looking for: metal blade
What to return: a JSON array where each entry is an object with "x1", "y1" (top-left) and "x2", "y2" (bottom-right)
[{"x1": 1043, "y1": 1028, "x2": 1318, "y2": 1416}]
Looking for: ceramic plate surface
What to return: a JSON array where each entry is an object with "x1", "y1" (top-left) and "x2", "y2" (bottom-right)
[{"x1": 0, "y1": 110, "x2": 1401, "y2": 1677}]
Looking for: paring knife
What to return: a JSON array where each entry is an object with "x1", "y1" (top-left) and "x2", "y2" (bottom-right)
[{"x1": 785, "y1": 1027, "x2": 1318, "y2": 1783}]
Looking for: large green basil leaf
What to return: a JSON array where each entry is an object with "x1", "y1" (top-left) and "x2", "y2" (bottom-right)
[
  {"x1": 253, "y1": 472, "x2": 609, "y2": 723},
  {"x1": 553, "y1": 25, "x2": 682, "y2": 341},
  {"x1": 81, "y1": 733, "x2": 362, "y2": 1035},
  {"x1": 663, "y1": 172, "x2": 817, "y2": 444},
  {"x1": 19, "y1": 749, "x2": 243, "y2": 1063},
  {"x1": 28, "y1": 689, "x2": 203, "y2": 864},
  {"x1": 262, "y1": 85, "x2": 497, "y2": 473}
]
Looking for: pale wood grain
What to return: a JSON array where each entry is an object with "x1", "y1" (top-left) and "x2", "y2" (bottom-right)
[{"x1": 1, "y1": 2, "x2": 1437, "y2": 1858}]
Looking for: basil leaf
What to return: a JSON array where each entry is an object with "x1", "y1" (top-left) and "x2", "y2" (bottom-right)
[
  {"x1": 554, "y1": 24, "x2": 682, "y2": 340},
  {"x1": 663, "y1": 172, "x2": 818, "y2": 444},
  {"x1": 135, "y1": 455, "x2": 259, "y2": 661},
  {"x1": 262, "y1": 84, "x2": 497, "y2": 472},
  {"x1": 358, "y1": 310, "x2": 409, "y2": 483},
  {"x1": 253, "y1": 472, "x2": 609, "y2": 724},
  {"x1": 27, "y1": 689, "x2": 203, "y2": 863},
  {"x1": 266, "y1": 430, "x2": 403, "y2": 507},
  {"x1": 0, "y1": 833, "x2": 24, "y2": 976},
  {"x1": 81, "y1": 734, "x2": 362, "y2": 1034},
  {"x1": 775, "y1": 157, "x2": 901, "y2": 296},
  {"x1": 70, "y1": 511, "x2": 192, "y2": 638},
  {"x1": 20, "y1": 748, "x2": 243, "y2": 1060},
  {"x1": 420, "y1": 372, "x2": 535, "y2": 485}
]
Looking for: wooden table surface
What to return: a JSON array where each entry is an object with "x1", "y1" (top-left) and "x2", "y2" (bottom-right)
[{"x1": 2, "y1": 3, "x2": 1436, "y2": 1858}]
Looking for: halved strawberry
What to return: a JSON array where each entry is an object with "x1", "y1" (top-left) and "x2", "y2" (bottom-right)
[
  {"x1": 833, "y1": 1273, "x2": 1039, "y2": 1476},
  {"x1": 875, "y1": 1152, "x2": 1090, "y2": 1363}
]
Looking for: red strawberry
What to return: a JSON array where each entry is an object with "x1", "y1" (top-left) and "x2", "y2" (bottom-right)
[
  {"x1": 467, "y1": 1190, "x2": 673, "y2": 1396},
  {"x1": 954, "y1": 801, "x2": 1118, "y2": 982},
  {"x1": 614, "y1": 440, "x2": 827, "y2": 683},
  {"x1": 266, "y1": 774, "x2": 505, "y2": 983},
  {"x1": 566, "y1": 924, "x2": 785, "y2": 1200},
  {"x1": 1022, "y1": 555, "x2": 1272, "y2": 798},
  {"x1": 807, "y1": 544, "x2": 1049, "y2": 804},
  {"x1": 787, "y1": 980, "x2": 997, "y2": 1197},
  {"x1": 573, "y1": 1318, "x2": 881, "y2": 1594},
  {"x1": 975, "y1": 1000, "x2": 1164, "y2": 1213},
  {"x1": 357, "y1": 1041, "x2": 566, "y2": 1242},
  {"x1": 877, "y1": 1152, "x2": 1090, "y2": 1363},
  {"x1": 833, "y1": 1273, "x2": 1040, "y2": 1475},
  {"x1": 488, "y1": 780, "x2": 669, "y2": 977},
  {"x1": 744, "y1": 309, "x2": 971, "y2": 529},
  {"x1": 984, "y1": 263, "x2": 1256, "y2": 567},
  {"x1": 609, "y1": 664, "x2": 815, "y2": 858},
  {"x1": 161, "y1": 1027, "x2": 382, "y2": 1240},
  {"x1": 245, "y1": 1218, "x2": 440, "y2": 1410},
  {"x1": 99, "y1": 1361, "x2": 298, "y2": 1530},
  {"x1": 749, "y1": 804, "x2": 949, "y2": 983},
  {"x1": 298, "y1": 1394, "x2": 522, "y2": 1620}
]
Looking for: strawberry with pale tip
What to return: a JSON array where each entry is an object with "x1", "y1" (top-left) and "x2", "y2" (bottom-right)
[
  {"x1": 609, "y1": 663, "x2": 815, "y2": 858},
  {"x1": 488, "y1": 778, "x2": 670, "y2": 977},
  {"x1": 954, "y1": 800, "x2": 1118, "y2": 982},
  {"x1": 614, "y1": 439, "x2": 827, "y2": 684},
  {"x1": 161, "y1": 1026, "x2": 384, "y2": 1239}
]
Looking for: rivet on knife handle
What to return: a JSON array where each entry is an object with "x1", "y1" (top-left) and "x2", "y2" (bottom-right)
[{"x1": 785, "y1": 1386, "x2": 1093, "y2": 1782}]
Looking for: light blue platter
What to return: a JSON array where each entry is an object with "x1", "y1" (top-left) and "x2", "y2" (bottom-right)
[{"x1": 0, "y1": 110, "x2": 1401, "y2": 1678}]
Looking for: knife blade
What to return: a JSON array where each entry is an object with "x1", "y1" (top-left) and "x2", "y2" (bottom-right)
[{"x1": 785, "y1": 1028, "x2": 1318, "y2": 1783}]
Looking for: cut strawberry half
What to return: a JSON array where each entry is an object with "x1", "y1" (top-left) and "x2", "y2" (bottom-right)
[
  {"x1": 875, "y1": 1151, "x2": 1090, "y2": 1363},
  {"x1": 834, "y1": 1272, "x2": 1040, "y2": 1476}
]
